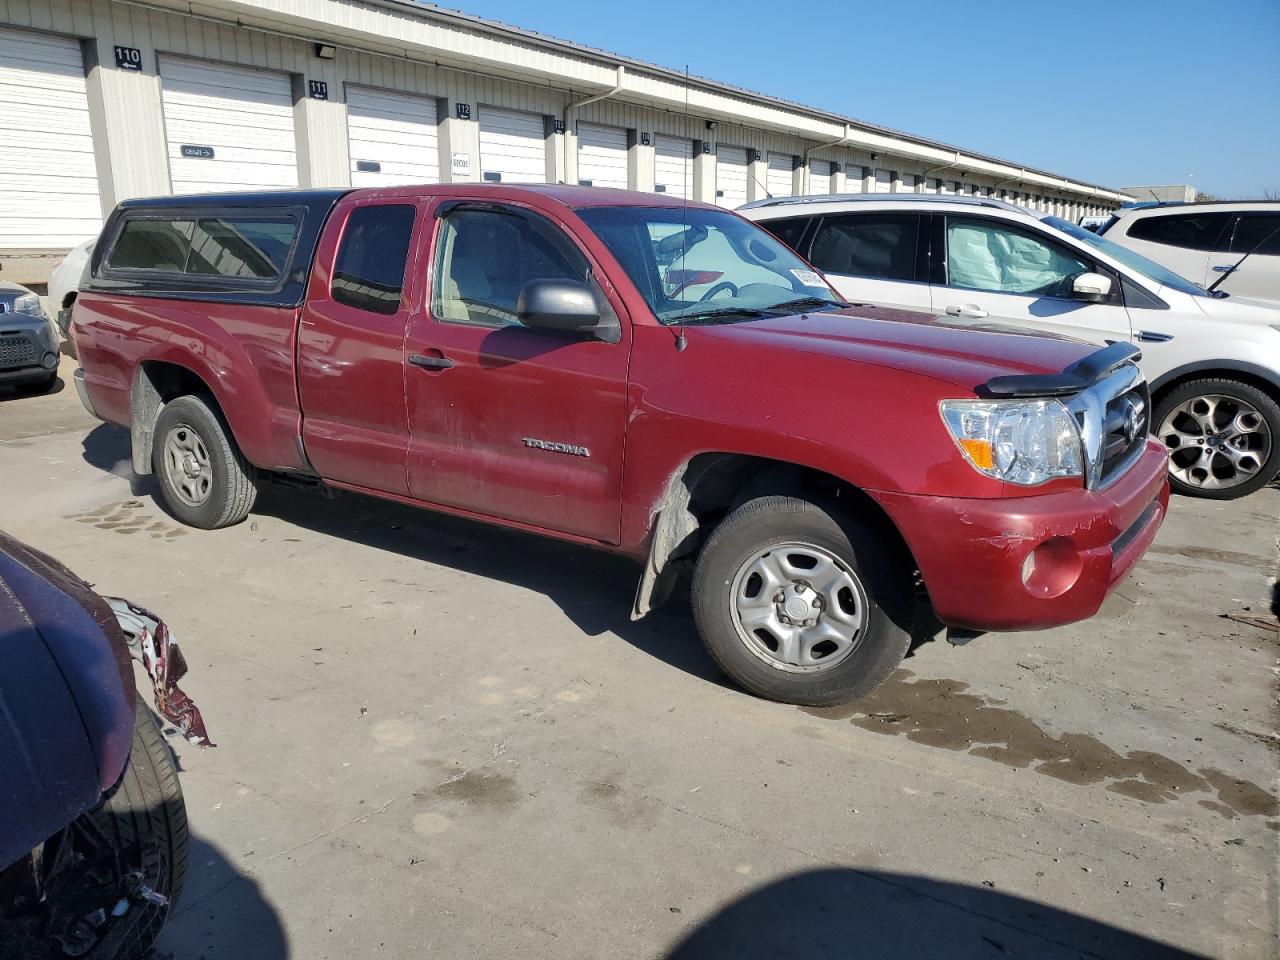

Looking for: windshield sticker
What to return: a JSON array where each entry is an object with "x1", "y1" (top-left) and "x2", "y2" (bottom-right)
[{"x1": 790, "y1": 269, "x2": 826, "y2": 288}]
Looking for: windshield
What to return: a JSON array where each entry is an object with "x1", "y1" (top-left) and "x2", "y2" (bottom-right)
[
  {"x1": 576, "y1": 206, "x2": 844, "y2": 324},
  {"x1": 1044, "y1": 216, "x2": 1209, "y2": 298}
]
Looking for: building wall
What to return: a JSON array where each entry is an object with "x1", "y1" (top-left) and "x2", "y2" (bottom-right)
[
  {"x1": 1119, "y1": 184, "x2": 1198, "y2": 203},
  {"x1": 0, "y1": 0, "x2": 1129, "y2": 282}
]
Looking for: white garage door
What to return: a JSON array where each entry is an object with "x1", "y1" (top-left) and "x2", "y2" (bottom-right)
[
  {"x1": 346, "y1": 86, "x2": 439, "y2": 188},
  {"x1": 845, "y1": 165, "x2": 864, "y2": 193},
  {"x1": 479, "y1": 107, "x2": 546, "y2": 184},
  {"x1": 159, "y1": 56, "x2": 298, "y2": 194},
  {"x1": 873, "y1": 168, "x2": 892, "y2": 193},
  {"x1": 807, "y1": 160, "x2": 832, "y2": 196},
  {"x1": 716, "y1": 145, "x2": 748, "y2": 209},
  {"x1": 766, "y1": 152, "x2": 793, "y2": 198},
  {"x1": 576, "y1": 122, "x2": 628, "y2": 190},
  {"x1": 898, "y1": 173, "x2": 917, "y2": 194},
  {"x1": 0, "y1": 28, "x2": 101, "y2": 249},
  {"x1": 654, "y1": 135, "x2": 692, "y2": 199}
]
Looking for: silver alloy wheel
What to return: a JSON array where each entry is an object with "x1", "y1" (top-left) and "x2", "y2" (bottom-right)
[
  {"x1": 162, "y1": 423, "x2": 213, "y2": 507},
  {"x1": 1159, "y1": 394, "x2": 1273, "y2": 491},
  {"x1": 729, "y1": 541, "x2": 867, "y2": 673}
]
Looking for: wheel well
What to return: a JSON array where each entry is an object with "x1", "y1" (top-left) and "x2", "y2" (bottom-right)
[
  {"x1": 130, "y1": 361, "x2": 220, "y2": 476},
  {"x1": 1152, "y1": 368, "x2": 1280, "y2": 410},
  {"x1": 633, "y1": 453, "x2": 922, "y2": 619}
]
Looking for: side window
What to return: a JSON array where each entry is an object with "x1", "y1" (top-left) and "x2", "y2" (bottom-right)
[
  {"x1": 1228, "y1": 215, "x2": 1280, "y2": 256},
  {"x1": 431, "y1": 208, "x2": 588, "y2": 328},
  {"x1": 331, "y1": 204, "x2": 416, "y2": 315},
  {"x1": 106, "y1": 219, "x2": 195, "y2": 272},
  {"x1": 1127, "y1": 213, "x2": 1232, "y2": 251},
  {"x1": 945, "y1": 217, "x2": 1090, "y2": 297},
  {"x1": 809, "y1": 213, "x2": 919, "y2": 282},
  {"x1": 105, "y1": 215, "x2": 298, "y2": 279},
  {"x1": 758, "y1": 216, "x2": 810, "y2": 254}
]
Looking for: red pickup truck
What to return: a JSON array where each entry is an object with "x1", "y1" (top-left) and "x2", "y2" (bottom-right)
[{"x1": 71, "y1": 184, "x2": 1169, "y2": 706}]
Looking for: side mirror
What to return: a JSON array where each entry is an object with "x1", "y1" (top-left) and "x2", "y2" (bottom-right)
[
  {"x1": 517, "y1": 278, "x2": 604, "y2": 335},
  {"x1": 1071, "y1": 271, "x2": 1113, "y2": 303}
]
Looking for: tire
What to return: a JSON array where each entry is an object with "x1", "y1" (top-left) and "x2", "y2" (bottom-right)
[
  {"x1": 89, "y1": 701, "x2": 189, "y2": 958},
  {"x1": 1154, "y1": 378, "x2": 1280, "y2": 500},
  {"x1": 14, "y1": 373, "x2": 57, "y2": 395},
  {"x1": 691, "y1": 495, "x2": 913, "y2": 706},
  {"x1": 152, "y1": 394, "x2": 257, "y2": 528}
]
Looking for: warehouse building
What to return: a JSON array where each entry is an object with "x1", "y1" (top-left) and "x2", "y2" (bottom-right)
[{"x1": 0, "y1": 0, "x2": 1134, "y2": 284}]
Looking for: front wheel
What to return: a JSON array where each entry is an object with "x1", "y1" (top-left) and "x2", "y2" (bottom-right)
[
  {"x1": 152, "y1": 395, "x2": 257, "y2": 528},
  {"x1": 691, "y1": 495, "x2": 913, "y2": 706},
  {"x1": 1155, "y1": 378, "x2": 1280, "y2": 499}
]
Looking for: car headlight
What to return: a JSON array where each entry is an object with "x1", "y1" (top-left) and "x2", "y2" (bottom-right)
[
  {"x1": 13, "y1": 293, "x2": 44, "y2": 316},
  {"x1": 940, "y1": 399, "x2": 1083, "y2": 485}
]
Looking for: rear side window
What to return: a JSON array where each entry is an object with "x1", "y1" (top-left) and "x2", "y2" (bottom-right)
[
  {"x1": 1228, "y1": 214, "x2": 1280, "y2": 255},
  {"x1": 106, "y1": 215, "x2": 299, "y2": 279},
  {"x1": 331, "y1": 204, "x2": 417, "y2": 315},
  {"x1": 1126, "y1": 213, "x2": 1231, "y2": 251},
  {"x1": 809, "y1": 213, "x2": 919, "y2": 281},
  {"x1": 758, "y1": 216, "x2": 810, "y2": 254}
]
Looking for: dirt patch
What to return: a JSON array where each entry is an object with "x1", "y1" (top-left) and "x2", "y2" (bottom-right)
[
  {"x1": 65, "y1": 500, "x2": 186, "y2": 539},
  {"x1": 1147, "y1": 544, "x2": 1263, "y2": 569},
  {"x1": 801, "y1": 670, "x2": 1278, "y2": 818},
  {"x1": 424, "y1": 768, "x2": 521, "y2": 810}
]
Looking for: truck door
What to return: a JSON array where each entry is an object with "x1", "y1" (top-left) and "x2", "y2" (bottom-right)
[
  {"x1": 403, "y1": 201, "x2": 630, "y2": 543},
  {"x1": 297, "y1": 199, "x2": 424, "y2": 495}
]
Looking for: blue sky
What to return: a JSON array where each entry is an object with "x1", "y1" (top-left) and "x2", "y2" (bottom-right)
[{"x1": 445, "y1": 0, "x2": 1279, "y2": 198}]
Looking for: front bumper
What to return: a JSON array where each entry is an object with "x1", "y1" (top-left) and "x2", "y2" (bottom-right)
[
  {"x1": 0, "y1": 321, "x2": 60, "y2": 383},
  {"x1": 873, "y1": 440, "x2": 1170, "y2": 632}
]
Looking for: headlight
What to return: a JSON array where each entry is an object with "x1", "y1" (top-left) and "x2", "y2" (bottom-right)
[
  {"x1": 940, "y1": 399, "x2": 1083, "y2": 486},
  {"x1": 14, "y1": 293, "x2": 44, "y2": 316}
]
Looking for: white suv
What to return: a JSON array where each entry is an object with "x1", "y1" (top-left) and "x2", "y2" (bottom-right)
[
  {"x1": 741, "y1": 194, "x2": 1280, "y2": 499},
  {"x1": 1097, "y1": 201, "x2": 1280, "y2": 302}
]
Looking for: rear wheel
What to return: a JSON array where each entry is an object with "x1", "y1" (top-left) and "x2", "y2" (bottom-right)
[
  {"x1": 691, "y1": 495, "x2": 913, "y2": 706},
  {"x1": 152, "y1": 394, "x2": 257, "y2": 528},
  {"x1": 1155, "y1": 378, "x2": 1280, "y2": 499}
]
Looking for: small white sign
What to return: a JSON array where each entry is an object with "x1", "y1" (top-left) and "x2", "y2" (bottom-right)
[
  {"x1": 790, "y1": 269, "x2": 826, "y2": 288},
  {"x1": 451, "y1": 152, "x2": 471, "y2": 177}
]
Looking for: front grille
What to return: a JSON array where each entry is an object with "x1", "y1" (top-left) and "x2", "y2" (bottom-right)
[
  {"x1": 0, "y1": 331, "x2": 38, "y2": 369},
  {"x1": 1098, "y1": 382, "x2": 1150, "y2": 485}
]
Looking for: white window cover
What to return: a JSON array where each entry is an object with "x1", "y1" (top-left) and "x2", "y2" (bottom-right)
[
  {"x1": 0, "y1": 28, "x2": 102, "y2": 248},
  {"x1": 808, "y1": 160, "x2": 832, "y2": 196},
  {"x1": 766, "y1": 152, "x2": 793, "y2": 198},
  {"x1": 653, "y1": 134, "x2": 692, "y2": 199},
  {"x1": 479, "y1": 106, "x2": 546, "y2": 184},
  {"x1": 716, "y1": 145, "x2": 748, "y2": 208},
  {"x1": 576, "y1": 122, "x2": 628, "y2": 190},
  {"x1": 346, "y1": 86, "x2": 440, "y2": 188},
  {"x1": 159, "y1": 55, "x2": 298, "y2": 195}
]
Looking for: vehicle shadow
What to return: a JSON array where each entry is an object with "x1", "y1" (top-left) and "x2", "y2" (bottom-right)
[
  {"x1": 0, "y1": 376, "x2": 65, "y2": 401},
  {"x1": 156, "y1": 832, "x2": 288, "y2": 959},
  {"x1": 78, "y1": 423, "x2": 731, "y2": 691},
  {"x1": 664, "y1": 868, "x2": 1207, "y2": 959}
]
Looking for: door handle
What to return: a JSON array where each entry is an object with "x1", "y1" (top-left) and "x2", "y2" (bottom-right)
[
  {"x1": 944, "y1": 304, "x2": 989, "y2": 319},
  {"x1": 409, "y1": 352, "x2": 454, "y2": 371},
  {"x1": 1211, "y1": 265, "x2": 1234, "y2": 273}
]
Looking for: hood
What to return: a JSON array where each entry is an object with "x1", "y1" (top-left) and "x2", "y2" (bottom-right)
[
  {"x1": 702, "y1": 304, "x2": 1096, "y2": 394},
  {"x1": 1187, "y1": 290, "x2": 1280, "y2": 327}
]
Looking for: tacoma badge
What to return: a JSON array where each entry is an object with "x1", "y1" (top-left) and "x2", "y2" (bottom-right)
[{"x1": 522, "y1": 437, "x2": 590, "y2": 457}]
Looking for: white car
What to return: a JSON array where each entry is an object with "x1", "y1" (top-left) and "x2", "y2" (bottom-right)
[
  {"x1": 1096, "y1": 202, "x2": 1280, "y2": 302},
  {"x1": 47, "y1": 239, "x2": 96, "y2": 353},
  {"x1": 742, "y1": 194, "x2": 1280, "y2": 499}
]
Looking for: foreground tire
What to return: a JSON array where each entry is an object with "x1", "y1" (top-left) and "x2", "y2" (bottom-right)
[
  {"x1": 0, "y1": 703, "x2": 188, "y2": 960},
  {"x1": 1155, "y1": 378, "x2": 1280, "y2": 499},
  {"x1": 152, "y1": 394, "x2": 257, "y2": 528},
  {"x1": 692, "y1": 495, "x2": 913, "y2": 706}
]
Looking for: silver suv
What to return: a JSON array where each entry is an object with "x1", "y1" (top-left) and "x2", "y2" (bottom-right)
[{"x1": 0, "y1": 279, "x2": 61, "y2": 394}]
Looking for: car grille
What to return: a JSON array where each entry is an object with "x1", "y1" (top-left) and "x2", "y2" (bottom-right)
[
  {"x1": 0, "y1": 331, "x2": 38, "y2": 369},
  {"x1": 1098, "y1": 382, "x2": 1150, "y2": 486}
]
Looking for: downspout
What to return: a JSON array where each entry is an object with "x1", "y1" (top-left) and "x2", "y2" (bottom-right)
[
  {"x1": 561, "y1": 65, "x2": 626, "y2": 183},
  {"x1": 802, "y1": 123, "x2": 852, "y2": 194},
  {"x1": 994, "y1": 167, "x2": 1027, "y2": 201},
  {"x1": 922, "y1": 150, "x2": 963, "y2": 190}
]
